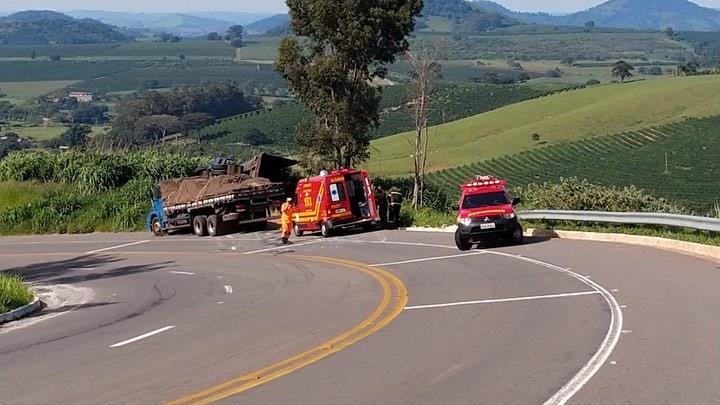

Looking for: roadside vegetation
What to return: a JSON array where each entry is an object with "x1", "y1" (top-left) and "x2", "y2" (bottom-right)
[
  {"x1": 0, "y1": 274, "x2": 33, "y2": 314},
  {"x1": 0, "y1": 150, "x2": 205, "y2": 234}
]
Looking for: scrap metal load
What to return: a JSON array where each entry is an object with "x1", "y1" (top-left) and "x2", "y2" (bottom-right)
[{"x1": 159, "y1": 173, "x2": 281, "y2": 210}]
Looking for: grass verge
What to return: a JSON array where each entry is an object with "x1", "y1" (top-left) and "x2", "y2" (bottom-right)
[{"x1": 0, "y1": 274, "x2": 33, "y2": 314}]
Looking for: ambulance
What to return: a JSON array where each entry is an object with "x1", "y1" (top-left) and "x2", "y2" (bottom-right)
[
  {"x1": 293, "y1": 169, "x2": 380, "y2": 237},
  {"x1": 454, "y1": 175, "x2": 524, "y2": 250}
]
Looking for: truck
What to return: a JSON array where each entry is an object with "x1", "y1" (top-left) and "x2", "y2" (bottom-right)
[
  {"x1": 292, "y1": 169, "x2": 380, "y2": 237},
  {"x1": 146, "y1": 153, "x2": 295, "y2": 237},
  {"x1": 454, "y1": 175, "x2": 524, "y2": 250}
]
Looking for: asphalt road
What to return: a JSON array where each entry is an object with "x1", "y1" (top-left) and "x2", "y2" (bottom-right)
[{"x1": 1, "y1": 229, "x2": 719, "y2": 404}]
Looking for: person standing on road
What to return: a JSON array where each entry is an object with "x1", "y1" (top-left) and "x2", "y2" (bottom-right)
[
  {"x1": 280, "y1": 197, "x2": 294, "y2": 244},
  {"x1": 388, "y1": 187, "x2": 403, "y2": 226},
  {"x1": 375, "y1": 186, "x2": 388, "y2": 227}
]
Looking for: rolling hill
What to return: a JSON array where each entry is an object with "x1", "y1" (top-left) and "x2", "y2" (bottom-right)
[
  {"x1": 365, "y1": 75, "x2": 720, "y2": 176},
  {"x1": 67, "y1": 11, "x2": 237, "y2": 37},
  {"x1": 0, "y1": 10, "x2": 130, "y2": 44},
  {"x1": 475, "y1": 0, "x2": 720, "y2": 31}
]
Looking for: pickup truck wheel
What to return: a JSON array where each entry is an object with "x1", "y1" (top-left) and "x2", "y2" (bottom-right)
[
  {"x1": 193, "y1": 215, "x2": 207, "y2": 237},
  {"x1": 320, "y1": 222, "x2": 332, "y2": 238},
  {"x1": 207, "y1": 215, "x2": 222, "y2": 237},
  {"x1": 293, "y1": 223, "x2": 304, "y2": 237},
  {"x1": 511, "y1": 225, "x2": 524, "y2": 245},
  {"x1": 454, "y1": 229, "x2": 473, "y2": 251},
  {"x1": 151, "y1": 218, "x2": 163, "y2": 237}
]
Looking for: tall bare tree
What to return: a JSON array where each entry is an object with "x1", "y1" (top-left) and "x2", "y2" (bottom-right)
[{"x1": 406, "y1": 44, "x2": 443, "y2": 209}]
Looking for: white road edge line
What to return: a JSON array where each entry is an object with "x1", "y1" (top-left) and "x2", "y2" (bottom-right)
[
  {"x1": 483, "y1": 251, "x2": 623, "y2": 405},
  {"x1": 109, "y1": 326, "x2": 175, "y2": 348},
  {"x1": 86, "y1": 240, "x2": 149, "y2": 255},
  {"x1": 169, "y1": 271, "x2": 195, "y2": 276},
  {"x1": 405, "y1": 291, "x2": 601, "y2": 310},
  {"x1": 338, "y1": 237, "x2": 623, "y2": 405},
  {"x1": 243, "y1": 240, "x2": 322, "y2": 255},
  {"x1": 371, "y1": 251, "x2": 486, "y2": 267}
]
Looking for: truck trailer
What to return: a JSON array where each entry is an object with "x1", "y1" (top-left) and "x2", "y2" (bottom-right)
[{"x1": 146, "y1": 154, "x2": 295, "y2": 237}]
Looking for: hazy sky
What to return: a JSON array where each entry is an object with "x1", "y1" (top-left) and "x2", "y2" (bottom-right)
[{"x1": 3, "y1": 0, "x2": 720, "y2": 14}]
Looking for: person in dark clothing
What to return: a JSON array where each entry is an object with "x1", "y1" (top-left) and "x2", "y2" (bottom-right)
[
  {"x1": 388, "y1": 187, "x2": 403, "y2": 226},
  {"x1": 375, "y1": 186, "x2": 388, "y2": 227}
]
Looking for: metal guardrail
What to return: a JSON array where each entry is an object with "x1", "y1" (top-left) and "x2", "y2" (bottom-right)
[{"x1": 518, "y1": 210, "x2": 720, "y2": 233}]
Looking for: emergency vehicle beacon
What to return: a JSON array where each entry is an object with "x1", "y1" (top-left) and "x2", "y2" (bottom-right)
[
  {"x1": 293, "y1": 169, "x2": 379, "y2": 237},
  {"x1": 454, "y1": 175, "x2": 523, "y2": 251}
]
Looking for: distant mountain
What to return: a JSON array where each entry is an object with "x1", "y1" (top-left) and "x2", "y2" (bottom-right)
[
  {"x1": 245, "y1": 14, "x2": 290, "y2": 35},
  {"x1": 0, "y1": 10, "x2": 130, "y2": 45},
  {"x1": 475, "y1": 0, "x2": 720, "y2": 31},
  {"x1": 186, "y1": 12, "x2": 273, "y2": 26},
  {"x1": 245, "y1": 0, "x2": 519, "y2": 36},
  {"x1": 67, "y1": 11, "x2": 236, "y2": 37}
]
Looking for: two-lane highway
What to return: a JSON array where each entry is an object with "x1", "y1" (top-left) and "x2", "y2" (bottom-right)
[{"x1": 1, "y1": 230, "x2": 719, "y2": 404}]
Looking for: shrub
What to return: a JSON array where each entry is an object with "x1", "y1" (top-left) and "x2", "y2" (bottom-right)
[{"x1": 514, "y1": 177, "x2": 685, "y2": 213}]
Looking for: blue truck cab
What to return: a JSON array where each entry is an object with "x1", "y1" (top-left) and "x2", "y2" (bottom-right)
[{"x1": 146, "y1": 194, "x2": 167, "y2": 236}]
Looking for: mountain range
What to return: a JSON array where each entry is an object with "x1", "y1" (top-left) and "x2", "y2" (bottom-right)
[
  {"x1": 0, "y1": 10, "x2": 130, "y2": 45},
  {"x1": 475, "y1": 0, "x2": 720, "y2": 31}
]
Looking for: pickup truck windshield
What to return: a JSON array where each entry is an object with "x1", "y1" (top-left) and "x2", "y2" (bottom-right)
[{"x1": 462, "y1": 192, "x2": 509, "y2": 209}]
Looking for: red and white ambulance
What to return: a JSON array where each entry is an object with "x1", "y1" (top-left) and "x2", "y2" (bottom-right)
[{"x1": 293, "y1": 169, "x2": 380, "y2": 237}]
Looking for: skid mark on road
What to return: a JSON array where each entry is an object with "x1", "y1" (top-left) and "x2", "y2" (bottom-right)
[{"x1": 167, "y1": 256, "x2": 408, "y2": 405}]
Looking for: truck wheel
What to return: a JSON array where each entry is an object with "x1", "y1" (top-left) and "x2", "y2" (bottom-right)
[
  {"x1": 454, "y1": 229, "x2": 472, "y2": 251},
  {"x1": 293, "y1": 223, "x2": 304, "y2": 237},
  {"x1": 151, "y1": 217, "x2": 163, "y2": 237},
  {"x1": 207, "y1": 215, "x2": 222, "y2": 237},
  {"x1": 320, "y1": 222, "x2": 332, "y2": 238},
  {"x1": 511, "y1": 225, "x2": 524, "y2": 245},
  {"x1": 193, "y1": 215, "x2": 207, "y2": 237}
]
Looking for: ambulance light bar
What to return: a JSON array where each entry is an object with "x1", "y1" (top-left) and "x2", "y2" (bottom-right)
[{"x1": 463, "y1": 175, "x2": 504, "y2": 188}]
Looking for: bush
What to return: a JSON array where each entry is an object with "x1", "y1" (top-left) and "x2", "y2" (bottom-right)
[
  {"x1": 0, "y1": 274, "x2": 33, "y2": 313},
  {"x1": 514, "y1": 177, "x2": 685, "y2": 213},
  {"x1": 586, "y1": 79, "x2": 601, "y2": 86}
]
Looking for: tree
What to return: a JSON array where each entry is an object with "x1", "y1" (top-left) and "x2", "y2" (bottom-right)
[
  {"x1": 226, "y1": 25, "x2": 244, "y2": 47},
  {"x1": 59, "y1": 124, "x2": 92, "y2": 148},
  {"x1": 30, "y1": 51, "x2": 37, "y2": 60},
  {"x1": 611, "y1": 60, "x2": 635, "y2": 82},
  {"x1": 275, "y1": 0, "x2": 423, "y2": 170},
  {"x1": 134, "y1": 114, "x2": 182, "y2": 144},
  {"x1": 405, "y1": 44, "x2": 443, "y2": 209},
  {"x1": 584, "y1": 21, "x2": 595, "y2": 30},
  {"x1": 665, "y1": 27, "x2": 675, "y2": 38},
  {"x1": 207, "y1": 32, "x2": 222, "y2": 41},
  {"x1": 49, "y1": 54, "x2": 61, "y2": 61}
]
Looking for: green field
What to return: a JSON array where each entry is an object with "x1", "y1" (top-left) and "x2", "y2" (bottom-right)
[
  {"x1": 425, "y1": 117, "x2": 720, "y2": 211},
  {"x1": 0, "y1": 81, "x2": 78, "y2": 104},
  {"x1": 6, "y1": 126, "x2": 67, "y2": 141},
  {"x1": 366, "y1": 75, "x2": 720, "y2": 176}
]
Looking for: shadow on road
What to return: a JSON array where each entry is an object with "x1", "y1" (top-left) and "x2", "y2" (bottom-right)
[{"x1": 2, "y1": 255, "x2": 172, "y2": 285}]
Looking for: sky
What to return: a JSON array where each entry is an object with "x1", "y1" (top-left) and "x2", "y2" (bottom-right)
[{"x1": 2, "y1": 0, "x2": 720, "y2": 14}]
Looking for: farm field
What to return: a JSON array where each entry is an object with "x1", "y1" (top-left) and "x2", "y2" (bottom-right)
[
  {"x1": 425, "y1": 116, "x2": 720, "y2": 211},
  {"x1": 0, "y1": 81, "x2": 79, "y2": 104},
  {"x1": 365, "y1": 75, "x2": 720, "y2": 176}
]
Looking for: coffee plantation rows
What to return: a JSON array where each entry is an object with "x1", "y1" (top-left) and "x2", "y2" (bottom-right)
[
  {"x1": 426, "y1": 116, "x2": 720, "y2": 212},
  {"x1": 196, "y1": 83, "x2": 547, "y2": 148}
]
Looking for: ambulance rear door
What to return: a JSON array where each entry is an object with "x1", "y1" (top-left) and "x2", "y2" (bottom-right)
[{"x1": 327, "y1": 176, "x2": 352, "y2": 219}]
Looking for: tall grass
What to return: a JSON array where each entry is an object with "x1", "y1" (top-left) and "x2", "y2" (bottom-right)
[
  {"x1": 0, "y1": 274, "x2": 33, "y2": 314},
  {"x1": 0, "y1": 150, "x2": 207, "y2": 235}
]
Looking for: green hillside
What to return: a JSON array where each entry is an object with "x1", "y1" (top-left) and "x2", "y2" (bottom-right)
[
  {"x1": 366, "y1": 75, "x2": 720, "y2": 176},
  {"x1": 425, "y1": 117, "x2": 720, "y2": 211}
]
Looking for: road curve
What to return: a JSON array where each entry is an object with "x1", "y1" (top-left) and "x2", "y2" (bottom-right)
[{"x1": 0, "y1": 229, "x2": 718, "y2": 404}]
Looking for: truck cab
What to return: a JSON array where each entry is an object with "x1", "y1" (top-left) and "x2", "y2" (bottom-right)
[{"x1": 454, "y1": 176, "x2": 523, "y2": 251}]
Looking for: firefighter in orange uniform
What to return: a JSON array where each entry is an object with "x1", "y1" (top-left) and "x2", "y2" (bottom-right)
[{"x1": 281, "y1": 197, "x2": 294, "y2": 244}]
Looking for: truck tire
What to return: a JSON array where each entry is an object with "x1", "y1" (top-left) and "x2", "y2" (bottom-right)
[
  {"x1": 454, "y1": 229, "x2": 472, "y2": 251},
  {"x1": 207, "y1": 215, "x2": 222, "y2": 237},
  {"x1": 293, "y1": 223, "x2": 304, "y2": 237},
  {"x1": 193, "y1": 215, "x2": 207, "y2": 237},
  {"x1": 320, "y1": 222, "x2": 332, "y2": 238},
  {"x1": 151, "y1": 217, "x2": 163, "y2": 237}
]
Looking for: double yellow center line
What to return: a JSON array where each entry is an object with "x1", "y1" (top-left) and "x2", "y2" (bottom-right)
[{"x1": 167, "y1": 256, "x2": 408, "y2": 404}]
